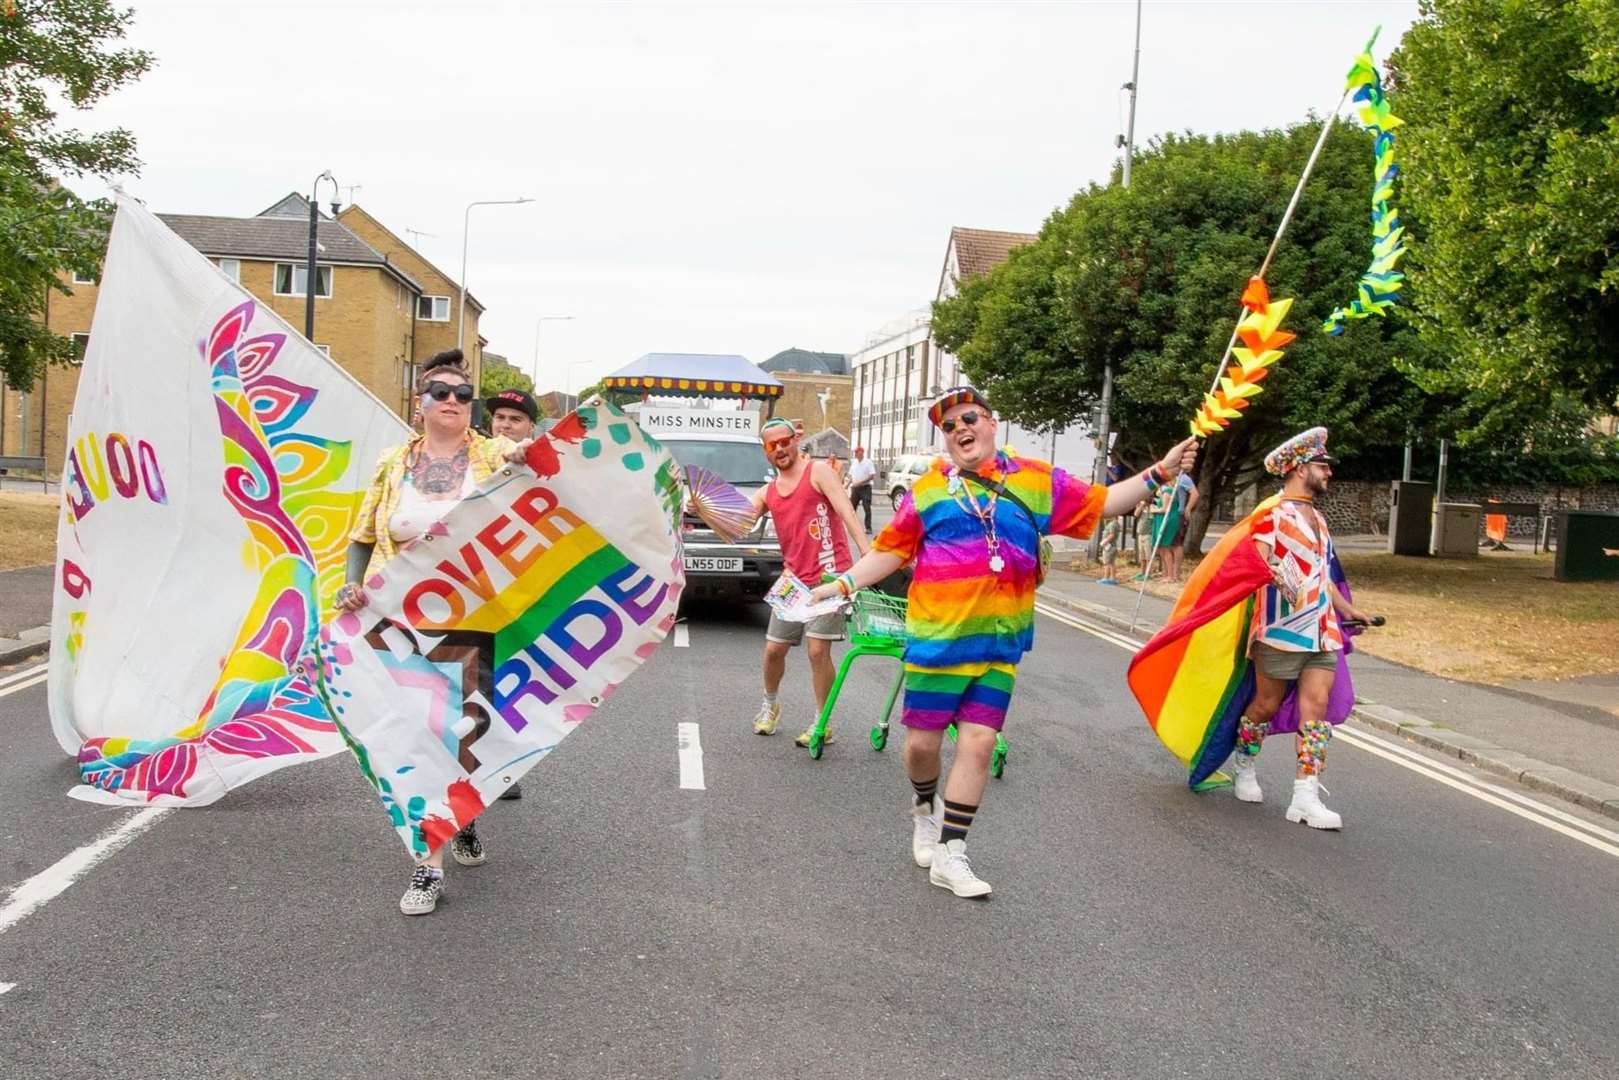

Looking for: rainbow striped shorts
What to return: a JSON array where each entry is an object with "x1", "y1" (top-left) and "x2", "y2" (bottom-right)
[{"x1": 901, "y1": 662, "x2": 1018, "y2": 732}]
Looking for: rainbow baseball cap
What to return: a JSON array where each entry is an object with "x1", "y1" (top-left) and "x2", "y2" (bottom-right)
[{"x1": 927, "y1": 385, "x2": 992, "y2": 428}]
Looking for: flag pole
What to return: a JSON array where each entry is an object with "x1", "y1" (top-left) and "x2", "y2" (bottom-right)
[{"x1": 1127, "y1": 28, "x2": 1378, "y2": 632}]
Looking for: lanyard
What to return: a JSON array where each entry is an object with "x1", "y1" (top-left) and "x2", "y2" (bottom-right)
[{"x1": 949, "y1": 467, "x2": 1006, "y2": 574}]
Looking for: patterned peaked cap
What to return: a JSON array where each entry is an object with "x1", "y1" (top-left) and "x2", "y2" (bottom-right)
[
  {"x1": 927, "y1": 385, "x2": 992, "y2": 428},
  {"x1": 1264, "y1": 426, "x2": 1339, "y2": 476}
]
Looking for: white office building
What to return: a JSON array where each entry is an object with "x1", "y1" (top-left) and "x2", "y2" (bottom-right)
[{"x1": 851, "y1": 227, "x2": 1098, "y2": 482}]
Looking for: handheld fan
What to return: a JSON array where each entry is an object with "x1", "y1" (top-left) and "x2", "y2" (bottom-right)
[{"x1": 683, "y1": 464, "x2": 753, "y2": 542}]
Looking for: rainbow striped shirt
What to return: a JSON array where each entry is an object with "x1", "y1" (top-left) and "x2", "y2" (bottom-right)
[{"x1": 873, "y1": 452, "x2": 1106, "y2": 668}]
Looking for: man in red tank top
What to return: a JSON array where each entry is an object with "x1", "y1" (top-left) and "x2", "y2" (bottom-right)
[{"x1": 741, "y1": 417, "x2": 870, "y2": 745}]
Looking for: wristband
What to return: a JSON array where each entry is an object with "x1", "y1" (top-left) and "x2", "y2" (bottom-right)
[
  {"x1": 1148, "y1": 464, "x2": 1169, "y2": 486},
  {"x1": 836, "y1": 572, "x2": 856, "y2": 597}
]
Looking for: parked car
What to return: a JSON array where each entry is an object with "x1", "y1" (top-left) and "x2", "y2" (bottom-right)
[
  {"x1": 660, "y1": 430, "x2": 783, "y2": 602},
  {"x1": 882, "y1": 452, "x2": 939, "y2": 510}
]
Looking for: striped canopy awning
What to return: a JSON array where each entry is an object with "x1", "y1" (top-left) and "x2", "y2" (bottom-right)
[{"x1": 602, "y1": 353, "x2": 783, "y2": 400}]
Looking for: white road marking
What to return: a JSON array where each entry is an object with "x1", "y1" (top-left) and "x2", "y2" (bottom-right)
[
  {"x1": 0, "y1": 672, "x2": 47, "y2": 699},
  {"x1": 0, "y1": 662, "x2": 47, "y2": 690},
  {"x1": 0, "y1": 807, "x2": 169, "y2": 936},
  {"x1": 0, "y1": 981, "x2": 15, "y2": 995},
  {"x1": 673, "y1": 623, "x2": 690, "y2": 648},
  {"x1": 676, "y1": 722, "x2": 705, "y2": 790},
  {"x1": 1035, "y1": 602, "x2": 1619, "y2": 861}
]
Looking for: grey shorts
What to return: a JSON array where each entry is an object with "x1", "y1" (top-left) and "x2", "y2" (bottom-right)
[
  {"x1": 1252, "y1": 642, "x2": 1339, "y2": 681},
  {"x1": 766, "y1": 609, "x2": 847, "y2": 645}
]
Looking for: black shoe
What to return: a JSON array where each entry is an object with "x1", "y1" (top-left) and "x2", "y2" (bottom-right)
[{"x1": 499, "y1": 781, "x2": 522, "y2": 801}]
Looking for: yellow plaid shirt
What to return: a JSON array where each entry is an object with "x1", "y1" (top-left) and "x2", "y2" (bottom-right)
[{"x1": 349, "y1": 430, "x2": 514, "y2": 581}]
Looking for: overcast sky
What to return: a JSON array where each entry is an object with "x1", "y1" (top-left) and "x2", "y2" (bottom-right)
[{"x1": 86, "y1": 0, "x2": 1419, "y2": 392}]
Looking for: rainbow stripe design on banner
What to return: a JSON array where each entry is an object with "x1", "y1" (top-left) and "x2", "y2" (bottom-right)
[
  {"x1": 311, "y1": 400, "x2": 683, "y2": 858},
  {"x1": 1322, "y1": 41, "x2": 1406, "y2": 335},
  {"x1": 1189, "y1": 278, "x2": 1295, "y2": 438}
]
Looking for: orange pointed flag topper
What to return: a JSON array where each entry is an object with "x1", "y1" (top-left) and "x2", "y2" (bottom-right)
[{"x1": 1189, "y1": 277, "x2": 1296, "y2": 438}]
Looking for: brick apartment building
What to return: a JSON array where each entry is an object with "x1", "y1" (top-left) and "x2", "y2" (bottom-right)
[{"x1": 1, "y1": 193, "x2": 487, "y2": 479}]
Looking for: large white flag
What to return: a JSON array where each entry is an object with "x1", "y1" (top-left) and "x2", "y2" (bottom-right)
[{"x1": 49, "y1": 194, "x2": 408, "y2": 805}]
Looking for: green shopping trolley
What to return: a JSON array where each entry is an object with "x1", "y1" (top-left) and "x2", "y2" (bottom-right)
[{"x1": 801, "y1": 584, "x2": 1008, "y2": 779}]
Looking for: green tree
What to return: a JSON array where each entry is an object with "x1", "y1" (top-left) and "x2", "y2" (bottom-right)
[
  {"x1": 478, "y1": 362, "x2": 534, "y2": 398},
  {"x1": 1388, "y1": 0, "x2": 1619, "y2": 441},
  {"x1": 1, "y1": 0, "x2": 153, "y2": 390},
  {"x1": 934, "y1": 123, "x2": 1433, "y2": 549}
]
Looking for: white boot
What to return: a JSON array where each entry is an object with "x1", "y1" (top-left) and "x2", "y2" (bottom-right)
[
  {"x1": 928, "y1": 839, "x2": 992, "y2": 898},
  {"x1": 1285, "y1": 775, "x2": 1342, "y2": 830},
  {"x1": 1232, "y1": 755, "x2": 1263, "y2": 803}
]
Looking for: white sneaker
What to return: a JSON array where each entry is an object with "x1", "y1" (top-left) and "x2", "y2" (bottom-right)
[
  {"x1": 910, "y1": 797, "x2": 941, "y2": 867},
  {"x1": 752, "y1": 701, "x2": 780, "y2": 736},
  {"x1": 1285, "y1": 776, "x2": 1343, "y2": 830},
  {"x1": 1232, "y1": 756, "x2": 1263, "y2": 803},
  {"x1": 928, "y1": 839, "x2": 992, "y2": 898},
  {"x1": 399, "y1": 866, "x2": 444, "y2": 915}
]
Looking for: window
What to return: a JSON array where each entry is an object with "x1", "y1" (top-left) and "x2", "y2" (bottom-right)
[
  {"x1": 217, "y1": 258, "x2": 241, "y2": 283},
  {"x1": 72, "y1": 265, "x2": 99, "y2": 285},
  {"x1": 417, "y1": 295, "x2": 451, "y2": 322},
  {"x1": 71, "y1": 333, "x2": 89, "y2": 366},
  {"x1": 273, "y1": 263, "x2": 333, "y2": 298}
]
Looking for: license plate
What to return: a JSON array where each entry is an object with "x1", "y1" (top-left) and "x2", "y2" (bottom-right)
[{"x1": 684, "y1": 556, "x2": 743, "y2": 573}]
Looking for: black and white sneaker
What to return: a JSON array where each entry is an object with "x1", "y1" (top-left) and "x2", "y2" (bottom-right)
[
  {"x1": 399, "y1": 866, "x2": 444, "y2": 916},
  {"x1": 450, "y1": 821, "x2": 486, "y2": 867}
]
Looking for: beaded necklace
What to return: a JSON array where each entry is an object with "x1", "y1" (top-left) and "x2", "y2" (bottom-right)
[{"x1": 946, "y1": 459, "x2": 1007, "y2": 575}]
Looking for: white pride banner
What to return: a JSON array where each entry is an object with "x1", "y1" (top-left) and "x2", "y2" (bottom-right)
[
  {"x1": 49, "y1": 195, "x2": 408, "y2": 806},
  {"x1": 313, "y1": 402, "x2": 686, "y2": 858}
]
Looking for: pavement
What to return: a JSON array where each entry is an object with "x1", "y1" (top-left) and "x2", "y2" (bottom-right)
[
  {"x1": 3, "y1": 596, "x2": 1618, "y2": 1077},
  {"x1": 1036, "y1": 567, "x2": 1619, "y2": 820}
]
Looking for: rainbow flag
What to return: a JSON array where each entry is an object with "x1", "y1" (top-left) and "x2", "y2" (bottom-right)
[{"x1": 1128, "y1": 496, "x2": 1357, "y2": 789}]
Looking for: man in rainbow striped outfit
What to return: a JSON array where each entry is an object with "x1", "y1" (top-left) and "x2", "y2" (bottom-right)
[{"x1": 813, "y1": 387, "x2": 1197, "y2": 898}]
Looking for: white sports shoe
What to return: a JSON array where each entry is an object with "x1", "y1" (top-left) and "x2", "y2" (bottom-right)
[
  {"x1": 752, "y1": 701, "x2": 780, "y2": 736},
  {"x1": 1232, "y1": 756, "x2": 1263, "y2": 803},
  {"x1": 1286, "y1": 775, "x2": 1343, "y2": 830},
  {"x1": 928, "y1": 839, "x2": 992, "y2": 898},
  {"x1": 910, "y1": 797, "x2": 941, "y2": 867}
]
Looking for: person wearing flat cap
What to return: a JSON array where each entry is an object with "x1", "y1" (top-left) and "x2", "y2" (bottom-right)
[
  {"x1": 811, "y1": 386, "x2": 1198, "y2": 898},
  {"x1": 486, "y1": 388, "x2": 540, "y2": 442},
  {"x1": 1230, "y1": 426, "x2": 1372, "y2": 829}
]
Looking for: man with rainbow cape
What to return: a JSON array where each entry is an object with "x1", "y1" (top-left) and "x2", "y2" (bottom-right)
[{"x1": 1129, "y1": 427, "x2": 1374, "y2": 829}]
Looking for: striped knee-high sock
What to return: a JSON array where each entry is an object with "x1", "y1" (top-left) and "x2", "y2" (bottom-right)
[
  {"x1": 939, "y1": 799, "x2": 978, "y2": 844},
  {"x1": 911, "y1": 774, "x2": 939, "y2": 808}
]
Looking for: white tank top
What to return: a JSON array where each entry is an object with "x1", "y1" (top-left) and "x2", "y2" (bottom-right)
[{"x1": 388, "y1": 466, "x2": 476, "y2": 544}]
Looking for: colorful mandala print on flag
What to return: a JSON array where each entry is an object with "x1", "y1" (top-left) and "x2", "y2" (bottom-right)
[
  {"x1": 311, "y1": 399, "x2": 685, "y2": 858},
  {"x1": 50, "y1": 196, "x2": 408, "y2": 806}
]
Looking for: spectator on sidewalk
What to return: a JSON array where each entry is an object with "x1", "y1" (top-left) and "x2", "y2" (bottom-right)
[{"x1": 845, "y1": 446, "x2": 876, "y2": 532}]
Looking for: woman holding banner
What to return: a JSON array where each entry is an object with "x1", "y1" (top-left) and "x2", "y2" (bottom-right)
[{"x1": 334, "y1": 348, "x2": 529, "y2": 916}]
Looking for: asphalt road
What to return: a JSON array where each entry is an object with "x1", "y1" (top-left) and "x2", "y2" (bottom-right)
[{"x1": 2, "y1": 602, "x2": 1618, "y2": 1080}]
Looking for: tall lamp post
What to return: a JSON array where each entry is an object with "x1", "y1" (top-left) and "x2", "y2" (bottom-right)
[
  {"x1": 531, "y1": 315, "x2": 576, "y2": 387},
  {"x1": 457, "y1": 197, "x2": 534, "y2": 369},
  {"x1": 1090, "y1": 0, "x2": 1142, "y2": 561},
  {"x1": 305, "y1": 170, "x2": 342, "y2": 341}
]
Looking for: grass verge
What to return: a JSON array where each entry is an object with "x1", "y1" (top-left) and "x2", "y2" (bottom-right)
[{"x1": 0, "y1": 493, "x2": 57, "y2": 571}]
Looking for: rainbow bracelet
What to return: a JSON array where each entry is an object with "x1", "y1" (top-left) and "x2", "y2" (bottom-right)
[{"x1": 836, "y1": 571, "x2": 856, "y2": 597}]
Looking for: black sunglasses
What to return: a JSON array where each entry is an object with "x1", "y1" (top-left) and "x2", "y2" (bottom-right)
[
  {"x1": 424, "y1": 381, "x2": 475, "y2": 403},
  {"x1": 940, "y1": 410, "x2": 983, "y2": 434}
]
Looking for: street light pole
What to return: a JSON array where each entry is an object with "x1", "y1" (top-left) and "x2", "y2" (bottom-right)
[
  {"x1": 305, "y1": 170, "x2": 340, "y2": 341},
  {"x1": 1091, "y1": 0, "x2": 1141, "y2": 560},
  {"x1": 457, "y1": 197, "x2": 534, "y2": 369},
  {"x1": 531, "y1": 315, "x2": 576, "y2": 387}
]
